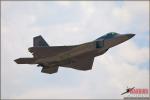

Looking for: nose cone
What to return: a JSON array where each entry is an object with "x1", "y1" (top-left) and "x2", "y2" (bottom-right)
[
  {"x1": 126, "y1": 34, "x2": 135, "y2": 39},
  {"x1": 105, "y1": 33, "x2": 135, "y2": 48}
]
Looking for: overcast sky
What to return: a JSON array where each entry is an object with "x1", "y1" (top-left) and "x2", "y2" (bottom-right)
[{"x1": 1, "y1": 1, "x2": 149, "y2": 99}]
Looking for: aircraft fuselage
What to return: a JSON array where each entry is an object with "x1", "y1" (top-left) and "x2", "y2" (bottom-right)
[{"x1": 15, "y1": 32, "x2": 135, "y2": 74}]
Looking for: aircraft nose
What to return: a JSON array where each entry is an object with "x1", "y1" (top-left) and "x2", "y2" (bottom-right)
[{"x1": 126, "y1": 33, "x2": 135, "y2": 39}]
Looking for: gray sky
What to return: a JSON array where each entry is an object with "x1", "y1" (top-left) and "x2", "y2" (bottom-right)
[{"x1": 1, "y1": 1, "x2": 149, "y2": 99}]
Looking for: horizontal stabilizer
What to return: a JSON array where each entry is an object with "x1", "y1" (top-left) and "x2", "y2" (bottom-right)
[{"x1": 14, "y1": 58, "x2": 35, "y2": 64}]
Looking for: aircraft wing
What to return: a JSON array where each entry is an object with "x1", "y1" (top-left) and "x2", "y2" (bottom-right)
[
  {"x1": 62, "y1": 53, "x2": 95, "y2": 70},
  {"x1": 41, "y1": 65, "x2": 59, "y2": 74}
]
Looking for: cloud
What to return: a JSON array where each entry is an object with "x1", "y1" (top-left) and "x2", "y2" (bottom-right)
[
  {"x1": 115, "y1": 41, "x2": 149, "y2": 64},
  {"x1": 112, "y1": 1, "x2": 149, "y2": 33},
  {"x1": 1, "y1": 1, "x2": 149, "y2": 99}
]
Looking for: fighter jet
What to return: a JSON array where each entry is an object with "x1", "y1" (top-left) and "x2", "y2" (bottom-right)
[
  {"x1": 121, "y1": 87, "x2": 135, "y2": 95},
  {"x1": 14, "y1": 32, "x2": 135, "y2": 74}
]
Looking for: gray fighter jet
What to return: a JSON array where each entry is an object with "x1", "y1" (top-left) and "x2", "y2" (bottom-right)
[{"x1": 15, "y1": 32, "x2": 135, "y2": 74}]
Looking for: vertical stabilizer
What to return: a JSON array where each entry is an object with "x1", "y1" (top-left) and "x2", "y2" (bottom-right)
[{"x1": 33, "y1": 35, "x2": 49, "y2": 47}]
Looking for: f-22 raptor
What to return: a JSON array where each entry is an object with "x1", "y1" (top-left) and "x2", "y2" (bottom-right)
[{"x1": 15, "y1": 32, "x2": 135, "y2": 74}]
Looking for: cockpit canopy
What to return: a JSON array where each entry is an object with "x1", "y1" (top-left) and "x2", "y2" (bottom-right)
[{"x1": 96, "y1": 32, "x2": 119, "y2": 40}]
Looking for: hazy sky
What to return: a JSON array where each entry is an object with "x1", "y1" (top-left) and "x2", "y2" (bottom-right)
[{"x1": 1, "y1": 1, "x2": 149, "y2": 99}]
